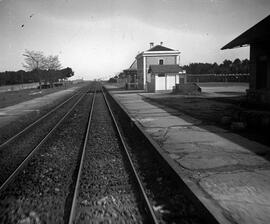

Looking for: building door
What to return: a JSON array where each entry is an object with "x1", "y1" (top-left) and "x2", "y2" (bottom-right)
[
  {"x1": 256, "y1": 56, "x2": 268, "y2": 89},
  {"x1": 166, "y1": 74, "x2": 175, "y2": 90},
  {"x1": 156, "y1": 73, "x2": 166, "y2": 90}
]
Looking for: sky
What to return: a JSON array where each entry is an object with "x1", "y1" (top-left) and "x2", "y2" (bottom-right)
[{"x1": 0, "y1": 0, "x2": 270, "y2": 80}]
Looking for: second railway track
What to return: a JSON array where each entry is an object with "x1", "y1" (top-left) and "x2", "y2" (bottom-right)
[
  {"x1": 0, "y1": 84, "x2": 95, "y2": 223},
  {"x1": 0, "y1": 84, "x2": 89, "y2": 147},
  {"x1": 0, "y1": 85, "x2": 91, "y2": 189}
]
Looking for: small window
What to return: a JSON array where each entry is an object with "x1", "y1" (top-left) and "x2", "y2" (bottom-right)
[
  {"x1": 159, "y1": 59, "x2": 163, "y2": 65},
  {"x1": 158, "y1": 73, "x2": 165, "y2": 77}
]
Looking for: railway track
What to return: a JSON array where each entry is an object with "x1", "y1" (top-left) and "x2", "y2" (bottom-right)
[
  {"x1": 104, "y1": 87, "x2": 220, "y2": 224},
  {"x1": 0, "y1": 85, "x2": 95, "y2": 223},
  {"x1": 0, "y1": 85, "x2": 91, "y2": 191},
  {"x1": 68, "y1": 86, "x2": 158, "y2": 223},
  {"x1": 0, "y1": 82, "x2": 218, "y2": 223},
  {"x1": 0, "y1": 87, "x2": 81, "y2": 148},
  {"x1": 0, "y1": 84, "x2": 89, "y2": 147},
  {"x1": 0, "y1": 83, "x2": 159, "y2": 223}
]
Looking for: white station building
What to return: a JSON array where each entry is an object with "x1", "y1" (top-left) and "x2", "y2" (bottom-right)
[{"x1": 134, "y1": 42, "x2": 186, "y2": 92}]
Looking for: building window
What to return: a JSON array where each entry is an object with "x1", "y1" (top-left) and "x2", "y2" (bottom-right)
[
  {"x1": 159, "y1": 59, "x2": 164, "y2": 65},
  {"x1": 158, "y1": 73, "x2": 165, "y2": 77}
]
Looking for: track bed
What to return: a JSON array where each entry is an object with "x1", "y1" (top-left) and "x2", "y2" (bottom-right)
[
  {"x1": 73, "y1": 92, "x2": 146, "y2": 223},
  {"x1": 0, "y1": 92, "x2": 93, "y2": 223}
]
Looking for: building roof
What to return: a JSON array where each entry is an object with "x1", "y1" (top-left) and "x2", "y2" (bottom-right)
[
  {"x1": 129, "y1": 60, "x2": 137, "y2": 70},
  {"x1": 123, "y1": 60, "x2": 137, "y2": 73},
  {"x1": 222, "y1": 15, "x2": 270, "y2": 50},
  {"x1": 147, "y1": 45, "x2": 174, "y2": 51},
  {"x1": 135, "y1": 43, "x2": 180, "y2": 59},
  {"x1": 148, "y1": 64, "x2": 182, "y2": 73}
]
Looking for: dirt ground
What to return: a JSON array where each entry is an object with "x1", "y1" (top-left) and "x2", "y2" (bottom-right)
[
  {"x1": 0, "y1": 85, "x2": 75, "y2": 108},
  {"x1": 142, "y1": 83, "x2": 270, "y2": 148}
]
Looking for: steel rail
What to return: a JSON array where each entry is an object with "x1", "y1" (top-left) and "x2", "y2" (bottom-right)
[
  {"x1": 0, "y1": 92, "x2": 87, "y2": 194},
  {"x1": 101, "y1": 86, "x2": 159, "y2": 224},
  {"x1": 68, "y1": 89, "x2": 96, "y2": 224},
  {"x1": 0, "y1": 88, "x2": 84, "y2": 150}
]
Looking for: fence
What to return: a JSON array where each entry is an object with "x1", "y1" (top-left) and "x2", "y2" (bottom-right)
[
  {"x1": 0, "y1": 82, "x2": 39, "y2": 93},
  {"x1": 187, "y1": 74, "x2": 249, "y2": 83}
]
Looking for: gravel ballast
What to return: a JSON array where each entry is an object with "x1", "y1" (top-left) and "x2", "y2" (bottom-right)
[
  {"x1": 0, "y1": 92, "x2": 93, "y2": 223},
  {"x1": 0, "y1": 93, "x2": 84, "y2": 186},
  {"x1": 74, "y1": 93, "x2": 146, "y2": 223}
]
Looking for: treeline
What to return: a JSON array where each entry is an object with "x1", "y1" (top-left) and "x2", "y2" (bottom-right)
[
  {"x1": 0, "y1": 67, "x2": 74, "y2": 86},
  {"x1": 183, "y1": 59, "x2": 249, "y2": 74}
]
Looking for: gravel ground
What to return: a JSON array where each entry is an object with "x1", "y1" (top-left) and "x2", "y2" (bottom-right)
[
  {"x1": 106, "y1": 91, "x2": 208, "y2": 224},
  {"x1": 0, "y1": 93, "x2": 83, "y2": 186},
  {"x1": 0, "y1": 86, "x2": 68, "y2": 109},
  {"x1": 0, "y1": 84, "x2": 89, "y2": 146},
  {"x1": 74, "y1": 93, "x2": 146, "y2": 223},
  {"x1": 0, "y1": 92, "x2": 93, "y2": 223}
]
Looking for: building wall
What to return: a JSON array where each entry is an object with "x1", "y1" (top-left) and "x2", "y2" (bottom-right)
[
  {"x1": 151, "y1": 73, "x2": 180, "y2": 92},
  {"x1": 145, "y1": 55, "x2": 177, "y2": 90},
  {"x1": 145, "y1": 55, "x2": 177, "y2": 70},
  {"x1": 176, "y1": 74, "x2": 180, "y2": 83},
  {"x1": 166, "y1": 73, "x2": 177, "y2": 90},
  {"x1": 247, "y1": 43, "x2": 270, "y2": 104},
  {"x1": 137, "y1": 52, "x2": 179, "y2": 90},
  {"x1": 250, "y1": 43, "x2": 270, "y2": 90},
  {"x1": 148, "y1": 74, "x2": 156, "y2": 92},
  {"x1": 136, "y1": 56, "x2": 144, "y2": 89}
]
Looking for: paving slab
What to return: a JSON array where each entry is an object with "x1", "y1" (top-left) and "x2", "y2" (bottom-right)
[
  {"x1": 106, "y1": 86, "x2": 270, "y2": 224},
  {"x1": 199, "y1": 170, "x2": 270, "y2": 224}
]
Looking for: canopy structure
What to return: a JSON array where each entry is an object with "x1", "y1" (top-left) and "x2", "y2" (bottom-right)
[
  {"x1": 221, "y1": 15, "x2": 270, "y2": 50},
  {"x1": 148, "y1": 64, "x2": 182, "y2": 73}
]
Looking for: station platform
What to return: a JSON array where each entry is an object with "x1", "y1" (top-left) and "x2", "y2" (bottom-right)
[{"x1": 105, "y1": 85, "x2": 270, "y2": 224}]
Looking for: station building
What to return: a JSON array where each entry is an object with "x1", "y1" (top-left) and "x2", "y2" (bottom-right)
[
  {"x1": 222, "y1": 15, "x2": 270, "y2": 104},
  {"x1": 124, "y1": 42, "x2": 185, "y2": 92},
  {"x1": 123, "y1": 60, "x2": 138, "y2": 89},
  {"x1": 147, "y1": 64, "x2": 185, "y2": 92},
  {"x1": 136, "y1": 42, "x2": 184, "y2": 92}
]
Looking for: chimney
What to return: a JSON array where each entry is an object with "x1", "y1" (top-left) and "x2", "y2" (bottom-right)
[
  {"x1": 150, "y1": 42, "x2": 154, "y2": 48},
  {"x1": 160, "y1": 41, "x2": 163, "y2": 46}
]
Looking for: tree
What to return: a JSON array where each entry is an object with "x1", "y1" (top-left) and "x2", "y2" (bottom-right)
[
  {"x1": 44, "y1": 55, "x2": 62, "y2": 70},
  {"x1": 232, "y1": 58, "x2": 241, "y2": 73},
  {"x1": 22, "y1": 50, "x2": 46, "y2": 71},
  {"x1": 23, "y1": 50, "x2": 46, "y2": 89},
  {"x1": 60, "y1": 67, "x2": 74, "y2": 80},
  {"x1": 22, "y1": 50, "x2": 65, "y2": 88},
  {"x1": 108, "y1": 77, "x2": 117, "y2": 83},
  {"x1": 241, "y1": 59, "x2": 250, "y2": 73},
  {"x1": 211, "y1": 62, "x2": 220, "y2": 74},
  {"x1": 183, "y1": 59, "x2": 250, "y2": 75},
  {"x1": 42, "y1": 56, "x2": 62, "y2": 85}
]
